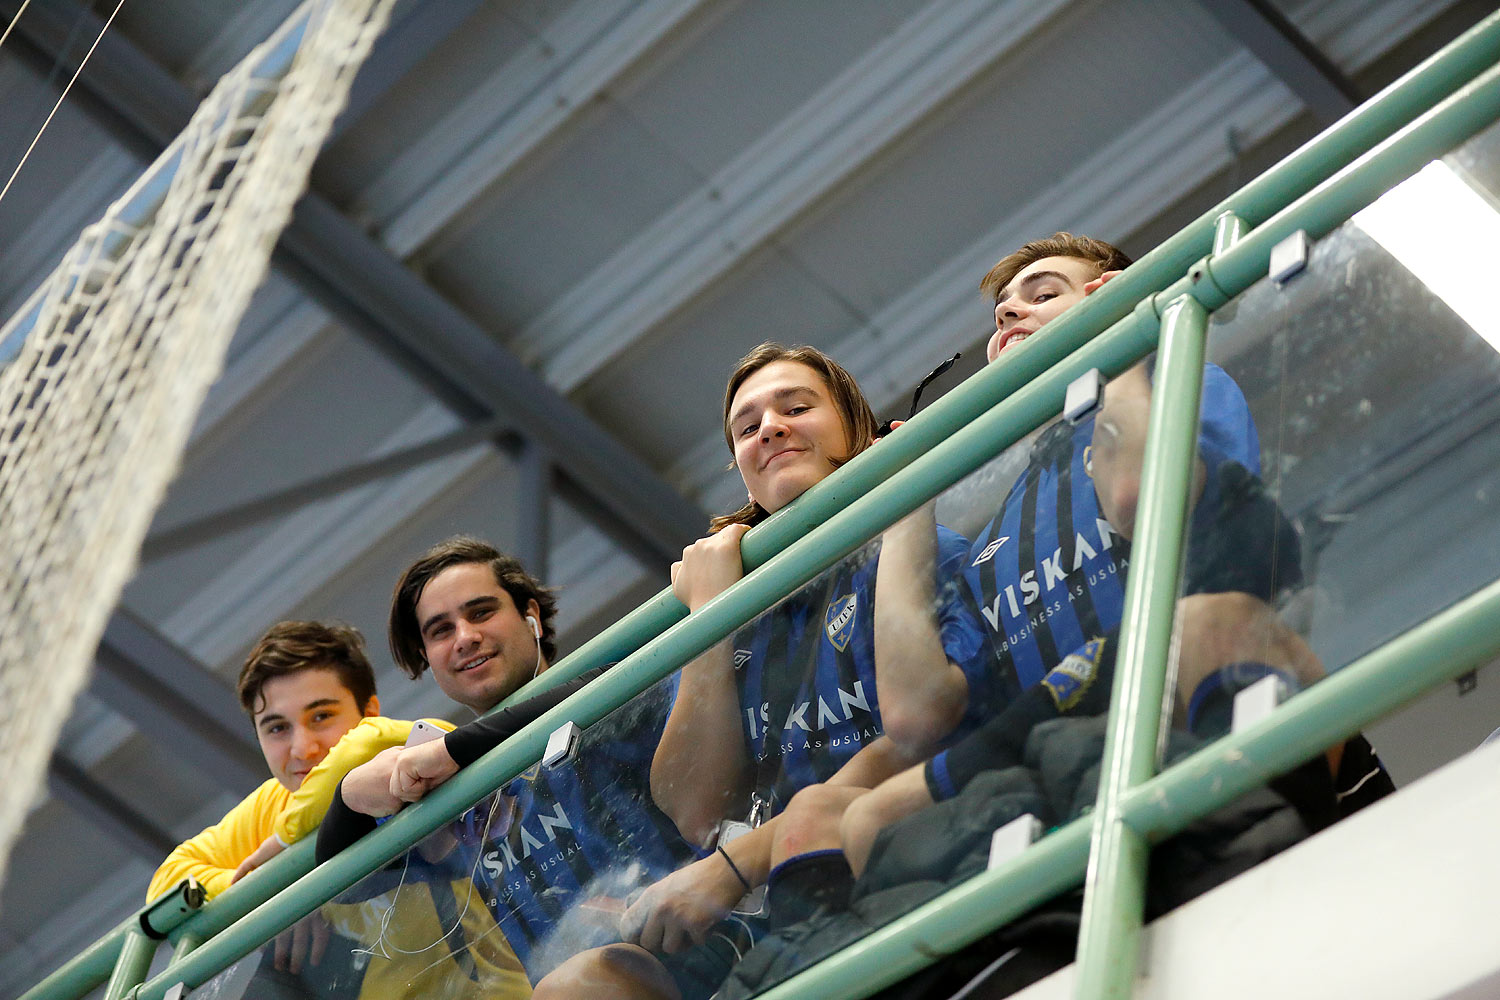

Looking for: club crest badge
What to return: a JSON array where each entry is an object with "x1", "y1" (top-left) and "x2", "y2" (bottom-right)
[
  {"x1": 972, "y1": 536, "x2": 1010, "y2": 565},
  {"x1": 1042, "y1": 637, "x2": 1106, "y2": 712},
  {"x1": 825, "y1": 594, "x2": 858, "y2": 652}
]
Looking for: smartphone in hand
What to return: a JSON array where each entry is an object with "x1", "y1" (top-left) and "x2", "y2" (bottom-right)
[{"x1": 405, "y1": 720, "x2": 445, "y2": 746}]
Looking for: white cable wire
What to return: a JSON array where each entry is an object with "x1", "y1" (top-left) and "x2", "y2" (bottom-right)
[
  {"x1": 945, "y1": 946, "x2": 1022, "y2": 999},
  {"x1": 352, "y1": 632, "x2": 546, "y2": 959},
  {"x1": 355, "y1": 787, "x2": 513, "y2": 960},
  {"x1": 0, "y1": 0, "x2": 34, "y2": 55},
  {"x1": 349, "y1": 842, "x2": 418, "y2": 961},
  {"x1": 0, "y1": 0, "x2": 127, "y2": 210}
]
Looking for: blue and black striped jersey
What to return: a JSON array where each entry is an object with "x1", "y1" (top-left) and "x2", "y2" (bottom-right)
[
  {"x1": 452, "y1": 683, "x2": 694, "y2": 982},
  {"x1": 957, "y1": 363, "x2": 1261, "y2": 694},
  {"x1": 729, "y1": 527, "x2": 985, "y2": 809}
]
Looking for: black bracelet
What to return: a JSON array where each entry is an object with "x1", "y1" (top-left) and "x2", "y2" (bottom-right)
[{"x1": 717, "y1": 845, "x2": 751, "y2": 892}]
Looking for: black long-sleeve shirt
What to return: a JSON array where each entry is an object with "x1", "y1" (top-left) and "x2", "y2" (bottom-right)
[{"x1": 315, "y1": 666, "x2": 609, "y2": 863}]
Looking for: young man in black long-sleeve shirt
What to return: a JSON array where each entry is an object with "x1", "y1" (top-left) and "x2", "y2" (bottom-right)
[{"x1": 319, "y1": 536, "x2": 712, "y2": 996}]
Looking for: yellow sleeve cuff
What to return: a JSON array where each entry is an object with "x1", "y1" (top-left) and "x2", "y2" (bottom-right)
[{"x1": 273, "y1": 716, "x2": 454, "y2": 845}]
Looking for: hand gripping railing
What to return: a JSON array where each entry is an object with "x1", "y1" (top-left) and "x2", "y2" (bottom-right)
[{"x1": 19, "y1": 10, "x2": 1500, "y2": 1000}]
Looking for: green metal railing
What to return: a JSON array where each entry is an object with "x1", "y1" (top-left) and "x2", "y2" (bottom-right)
[
  {"x1": 19, "y1": 11, "x2": 1500, "y2": 1000},
  {"x1": 1074, "y1": 292, "x2": 1210, "y2": 999}
]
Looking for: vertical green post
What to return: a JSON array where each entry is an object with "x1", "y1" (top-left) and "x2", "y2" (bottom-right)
[
  {"x1": 101, "y1": 929, "x2": 156, "y2": 1000},
  {"x1": 1073, "y1": 294, "x2": 1209, "y2": 998},
  {"x1": 171, "y1": 933, "x2": 202, "y2": 964},
  {"x1": 1212, "y1": 212, "x2": 1248, "y2": 256}
]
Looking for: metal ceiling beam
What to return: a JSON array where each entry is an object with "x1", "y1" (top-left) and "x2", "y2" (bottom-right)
[
  {"x1": 92, "y1": 611, "x2": 266, "y2": 792},
  {"x1": 143, "y1": 417, "x2": 519, "y2": 560},
  {"x1": 523, "y1": 0, "x2": 1075, "y2": 391},
  {"x1": 1194, "y1": 0, "x2": 1361, "y2": 125},
  {"x1": 668, "y1": 0, "x2": 1416, "y2": 504},
  {"x1": 512, "y1": 441, "x2": 552, "y2": 581},
  {"x1": 155, "y1": 405, "x2": 500, "y2": 670},
  {"x1": 337, "y1": 0, "x2": 489, "y2": 136},
  {"x1": 664, "y1": 0, "x2": 1460, "y2": 505},
  {"x1": 272, "y1": 198, "x2": 708, "y2": 559},
  {"x1": 367, "y1": 0, "x2": 714, "y2": 256},
  {"x1": 47, "y1": 757, "x2": 179, "y2": 862},
  {"x1": 666, "y1": 47, "x2": 1314, "y2": 500},
  {"x1": 2, "y1": 0, "x2": 705, "y2": 565}
]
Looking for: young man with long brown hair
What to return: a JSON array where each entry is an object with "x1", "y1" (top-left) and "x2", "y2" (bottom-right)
[{"x1": 527, "y1": 344, "x2": 986, "y2": 999}]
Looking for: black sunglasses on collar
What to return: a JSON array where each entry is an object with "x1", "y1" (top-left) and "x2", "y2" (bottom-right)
[{"x1": 876, "y1": 352, "x2": 961, "y2": 438}]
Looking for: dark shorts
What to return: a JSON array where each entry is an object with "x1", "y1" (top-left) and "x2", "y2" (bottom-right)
[{"x1": 660, "y1": 914, "x2": 766, "y2": 1000}]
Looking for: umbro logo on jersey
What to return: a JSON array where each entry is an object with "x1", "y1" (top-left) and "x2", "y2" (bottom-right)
[
  {"x1": 733, "y1": 648, "x2": 753, "y2": 670},
  {"x1": 972, "y1": 537, "x2": 1010, "y2": 566}
]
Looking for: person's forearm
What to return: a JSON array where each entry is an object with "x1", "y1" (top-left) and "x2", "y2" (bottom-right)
[
  {"x1": 874, "y1": 505, "x2": 969, "y2": 750},
  {"x1": 717, "y1": 812, "x2": 779, "y2": 889},
  {"x1": 148, "y1": 791, "x2": 270, "y2": 901},
  {"x1": 279, "y1": 718, "x2": 432, "y2": 847},
  {"x1": 1092, "y1": 363, "x2": 1207, "y2": 539},
  {"x1": 445, "y1": 665, "x2": 609, "y2": 767},
  {"x1": 652, "y1": 642, "x2": 751, "y2": 845},
  {"x1": 314, "y1": 781, "x2": 380, "y2": 864},
  {"x1": 148, "y1": 848, "x2": 234, "y2": 901}
]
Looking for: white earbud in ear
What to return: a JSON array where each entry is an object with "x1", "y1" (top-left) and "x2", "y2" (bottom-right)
[{"x1": 526, "y1": 614, "x2": 544, "y2": 681}]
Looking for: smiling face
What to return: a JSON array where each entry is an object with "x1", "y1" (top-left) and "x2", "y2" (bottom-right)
[
  {"x1": 414, "y1": 561, "x2": 544, "y2": 713},
  {"x1": 727, "y1": 360, "x2": 853, "y2": 515},
  {"x1": 252, "y1": 668, "x2": 377, "y2": 791},
  {"x1": 987, "y1": 255, "x2": 1100, "y2": 363}
]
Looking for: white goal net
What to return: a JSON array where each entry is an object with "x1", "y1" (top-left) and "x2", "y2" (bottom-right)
[{"x1": 0, "y1": 0, "x2": 395, "y2": 895}]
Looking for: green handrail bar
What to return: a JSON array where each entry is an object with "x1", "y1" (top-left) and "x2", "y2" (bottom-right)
[
  {"x1": 18, "y1": 10, "x2": 1500, "y2": 999},
  {"x1": 494, "y1": 6, "x2": 1500, "y2": 710},
  {"x1": 763, "y1": 53, "x2": 1500, "y2": 999},
  {"x1": 1210, "y1": 211, "x2": 1249, "y2": 255},
  {"x1": 129, "y1": 45, "x2": 1500, "y2": 985},
  {"x1": 749, "y1": 571, "x2": 1500, "y2": 1000},
  {"x1": 1074, "y1": 53, "x2": 1500, "y2": 994},
  {"x1": 19, "y1": 878, "x2": 204, "y2": 1000},
  {"x1": 1074, "y1": 294, "x2": 1210, "y2": 999},
  {"x1": 101, "y1": 929, "x2": 155, "y2": 1000},
  {"x1": 170, "y1": 931, "x2": 203, "y2": 964},
  {"x1": 19, "y1": 923, "x2": 135, "y2": 1000},
  {"x1": 125, "y1": 276, "x2": 1166, "y2": 999},
  {"x1": 163, "y1": 839, "x2": 319, "y2": 945}
]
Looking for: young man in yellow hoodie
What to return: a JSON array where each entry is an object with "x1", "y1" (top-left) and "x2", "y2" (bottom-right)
[{"x1": 148, "y1": 619, "x2": 529, "y2": 998}]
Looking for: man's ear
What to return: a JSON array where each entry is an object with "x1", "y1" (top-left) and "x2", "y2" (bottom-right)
[
  {"x1": 363, "y1": 694, "x2": 381, "y2": 718},
  {"x1": 525, "y1": 599, "x2": 543, "y2": 633},
  {"x1": 1083, "y1": 269, "x2": 1123, "y2": 295}
]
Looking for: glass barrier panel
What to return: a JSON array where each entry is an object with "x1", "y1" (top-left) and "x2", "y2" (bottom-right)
[
  {"x1": 1165, "y1": 117, "x2": 1500, "y2": 847},
  {"x1": 513, "y1": 394, "x2": 1157, "y2": 998},
  {"x1": 188, "y1": 819, "x2": 536, "y2": 999},
  {"x1": 229, "y1": 396, "x2": 1155, "y2": 998},
  {"x1": 234, "y1": 327, "x2": 1356, "y2": 997},
  {"x1": 458, "y1": 674, "x2": 693, "y2": 987},
  {"x1": 194, "y1": 311, "x2": 1349, "y2": 997}
]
